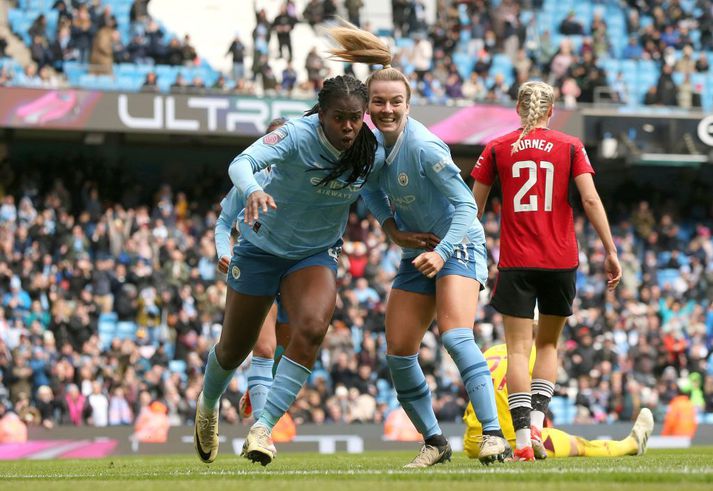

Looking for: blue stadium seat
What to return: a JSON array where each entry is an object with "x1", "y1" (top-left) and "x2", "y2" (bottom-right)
[
  {"x1": 116, "y1": 321, "x2": 138, "y2": 340},
  {"x1": 168, "y1": 359, "x2": 187, "y2": 374},
  {"x1": 98, "y1": 313, "x2": 117, "y2": 351},
  {"x1": 657, "y1": 268, "x2": 682, "y2": 288},
  {"x1": 395, "y1": 38, "x2": 414, "y2": 49},
  {"x1": 63, "y1": 61, "x2": 87, "y2": 85},
  {"x1": 549, "y1": 396, "x2": 576, "y2": 425}
]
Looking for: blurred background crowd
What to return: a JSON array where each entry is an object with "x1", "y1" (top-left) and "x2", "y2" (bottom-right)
[
  {"x1": 0, "y1": 155, "x2": 711, "y2": 433},
  {"x1": 0, "y1": 0, "x2": 711, "y2": 109}
]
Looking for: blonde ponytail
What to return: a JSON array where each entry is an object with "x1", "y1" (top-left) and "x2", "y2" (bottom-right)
[
  {"x1": 511, "y1": 81, "x2": 555, "y2": 155},
  {"x1": 326, "y1": 20, "x2": 412, "y2": 102}
]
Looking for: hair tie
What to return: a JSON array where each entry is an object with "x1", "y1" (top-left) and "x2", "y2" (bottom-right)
[{"x1": 383, "y1": 64, "x2": 391, "y2": 69}]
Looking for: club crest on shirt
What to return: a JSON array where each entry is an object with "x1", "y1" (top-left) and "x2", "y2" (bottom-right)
[
  {"x1": 262, "y1": 129, "x2": 286, "y2": 145},
  {"x1": 231, "y1": 265, "x2": 241, "y2": 280},
  {"x1": 398, "y1": 172, "x2": 409, "y2": 186}
]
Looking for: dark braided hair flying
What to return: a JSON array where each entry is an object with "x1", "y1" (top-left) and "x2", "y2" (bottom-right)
[{"x1": 304, "y1": 75, "x2": 376, "y2": 188}]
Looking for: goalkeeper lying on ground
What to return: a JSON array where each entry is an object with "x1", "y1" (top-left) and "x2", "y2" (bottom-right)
[{"x1": 463, "y1": 343, "x2": 654, "y2": 459}]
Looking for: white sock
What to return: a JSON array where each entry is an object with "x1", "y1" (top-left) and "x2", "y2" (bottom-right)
[
  {"x1": 515, "y1": 428, "x2": 531, "y2": 449},
  {"x1": 531, "y1": 410, "x2": 545, "y2": 431}
]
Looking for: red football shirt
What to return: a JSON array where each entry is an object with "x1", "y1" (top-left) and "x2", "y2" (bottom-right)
[{"x1": 471, "y1": 127, "x2": 594, "y2": 270}]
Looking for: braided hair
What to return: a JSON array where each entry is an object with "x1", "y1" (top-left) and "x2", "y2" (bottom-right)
[
  {"x1": 511, "y1": 81, "x2": 555, "y2": 155},
  {"x1": 305, "y1": 74, "x2": 376, "y2": 188}
]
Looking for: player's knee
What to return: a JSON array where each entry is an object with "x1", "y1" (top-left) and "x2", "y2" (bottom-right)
[
  {"x1": 253, "y1": 339, "x2": 276, "y2": 359},
  {"x1": 291, "y1": 316, "x2": 329, "y2": 348}
]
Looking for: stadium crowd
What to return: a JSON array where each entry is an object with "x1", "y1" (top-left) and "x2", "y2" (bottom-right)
[
  {"x1": 0, "y1": 0, "x2": 712, "y2": 108},
  {"x1": 0, "y1": 158, "x2": 712, "y2": 432}
]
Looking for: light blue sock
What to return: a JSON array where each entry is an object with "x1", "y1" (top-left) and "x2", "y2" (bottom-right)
[
  {"x1": 386, "y1": 353, "x2": 441, "y2": 438},
  {"x1": 247, "y1": 356, "x2": 274, "y2": 420},
  {"x1": 201, "y1": 346, "x2": 236, "y2": 411},
  {"x1": 255, "y1": 356, "x2": 310, "y2": 430},
  {"x1": 442, "y1": 327, "x2": 500, "y2": 432}
]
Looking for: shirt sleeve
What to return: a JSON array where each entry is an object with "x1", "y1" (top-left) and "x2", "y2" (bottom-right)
[
  {"x1": 470, "y1": 142, "x2": 497, "y2": 185},
  {"x1": 572, "y1": 139, "x2": 595, "y2": 177},
  {"x1": 215, "y1": 188, "x2": 239, "y2": 259},
  {"x1": 228, "y1": 124, "x2": 293, "y2": 197},
  {"x1": 359, "y1": 168, "x2": 393, "y2": 226},
  {"x1": 422, "y1": 142, "x2": 477, "y2": 262}
]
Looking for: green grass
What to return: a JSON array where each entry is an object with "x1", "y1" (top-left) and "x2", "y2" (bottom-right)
[{"x1": 2, "y1": 448, "x2": 712, "y2": 491}]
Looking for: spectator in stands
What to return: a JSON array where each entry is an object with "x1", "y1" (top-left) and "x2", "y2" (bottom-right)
[
  {"x1": 303, "y1": 0, "x2": 323, "y2": 31},
  {"x1": 89, "y1": 18, "x2": 115, "y2": 75},
  {"x1": 695, "y1": 52, "x2": 710, "y2": 73},
  {"x1": 50, "y1": 24, "x2": 77, "y2": 71},
  {"x1": 30, "y1": 35, "x2": 52, "y2": 71},
  {"x1": 182, "y1": 34, "x2": 197, "y2": 65},
  {"x1": 345, "y1": 0, "x2": 364, "y2": 27},
  {"x1": 549, "y1": 39, "x2": 574, "y2": 83},
  {"x1": 259, "y1": 61, "x2": 278, "y2": 95},
  {"x1": 29, "y1": 14, "x2": 48, "y2": 44},
  {"x1": 211, "y1": 74, "x2": 227, "y2": 92},
  {"x1": 165, "y1": 38, "x2": 184, "y2": 66},
  {"x1": 226, "y1": 34, "x2": 246, "y2": 81},
  {"x1": 127, "y1": 33, "x2": 151, "y2": 65},
  {"x1": 108, "y1": 386, "x2": 133, "y2": 425},
  {"x1": 71, "y1": 4, "x2": 94, "y2": 64},
  {"x1": 305, "y1": 47, "x2": 324, "y2": 91},
  {"x1": 677, "y1": 73, "x2": 694, "y2": 109},
  {"x1": 53, "y1": 1, "x2": 72, "y2": 24},
  {"x1": 559, "y1": 11, "x2": 584, "y2": 36},
  {"x1": 87, "y1": 380, "x2": 109, "y2": 427},
  {"x1": 643, "y1": 86, "x2": 658, "y2": 106},
  {"x1": 169, "y1": 73, "x2": 187, "y2": 94},
  {"x1": 611, "y1": 72, "x2": 628, "y2": 104},
  {"x1": 444, "y1": 68, "x2": 463, "y2": 99},
  {"x1": 130, "y1": 0, "x2": 150, "y2": 28},
  {"x1": 656, "y1": 64, "x2": 678, "y2": 106},
  {"x1": 622, "y1": 36, "x2": 643, "y2": 60},
  {"x1": 140, "y1": 71, "x2": 158, "y2": 92},
  {"x1": 281, "y1": 61, "x2": 297, "y2": 95},
  {"x1": 272, "y1": 4, "x2": 295, "y2": 61},
  {"x1": 675, "y1": 45, "x2": 696, "y2": 74},
  {"x1": 461, "y1": 71, "x2": 487, "y2": 101},
  {"x1": 145, "y1": 20, "x2": 166, "y2": 62},
  {"x1": 112, "y1": 30, "x2": 130, "y2": 64},
  {"x1": 322, "y1": 0, "x2": 337, "y2": 22}
]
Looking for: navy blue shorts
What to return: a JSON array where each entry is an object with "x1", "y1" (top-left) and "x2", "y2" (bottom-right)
[
  {"x1": 392, "y1": 242, "x2": 488, "y2": 295},
  {"x1": 227, "y1": 239, "x2": 341, "y2": 297}
]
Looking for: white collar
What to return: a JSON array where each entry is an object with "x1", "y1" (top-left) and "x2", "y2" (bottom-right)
[
  {"x1": 317, "y1": 124, "x2": 342, "y2": 160},
  {"x1": 385, "y1": 119, "x2": 408, "y2": 166}
]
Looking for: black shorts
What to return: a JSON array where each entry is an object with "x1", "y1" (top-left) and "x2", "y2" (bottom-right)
[{"x1": 490, "y1": 269, "x2": 576, "y2": 318}]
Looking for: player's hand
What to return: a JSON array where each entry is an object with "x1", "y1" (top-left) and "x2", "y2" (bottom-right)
[
  {"x1": 217, "y1": 255, "x2": 230, "y2": 274},
  {"x1": 244, "y1": 190, "x2": 277, "y2": 224},
  {"x1": 390, "y1": 229, "x2": 440, "y2": 250},
  {"x1": 412, "y1": 251, "x2": 445, "y2": 278},
  {"x1": 605, "y1": 252, "x2": 622, "y2": 291}
]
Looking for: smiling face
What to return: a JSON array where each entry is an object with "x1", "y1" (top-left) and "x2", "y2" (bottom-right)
[
  {"x1": 319, "y1": 94, "x2": 366, "y2": 151},
  {"x1": 368, "y1": 80, "x2": 410, "y2": 145}
]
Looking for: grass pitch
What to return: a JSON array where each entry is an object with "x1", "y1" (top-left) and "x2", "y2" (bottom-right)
[{"x1": 2, "y1": 448, "x2": 712, "y2": 491}]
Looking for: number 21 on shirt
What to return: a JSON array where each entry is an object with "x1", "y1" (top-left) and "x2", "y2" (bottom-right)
[{"x1": 512, "y1": 160, "x2": 554, "y2": 213}]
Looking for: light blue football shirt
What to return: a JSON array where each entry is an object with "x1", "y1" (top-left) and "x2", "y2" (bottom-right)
[
  {"x1": 229, "y1": 114, "x2": 388, "y2": 260},
  {"x1": 370, "y1": 117, "x2": 485, "y2": 261}
]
